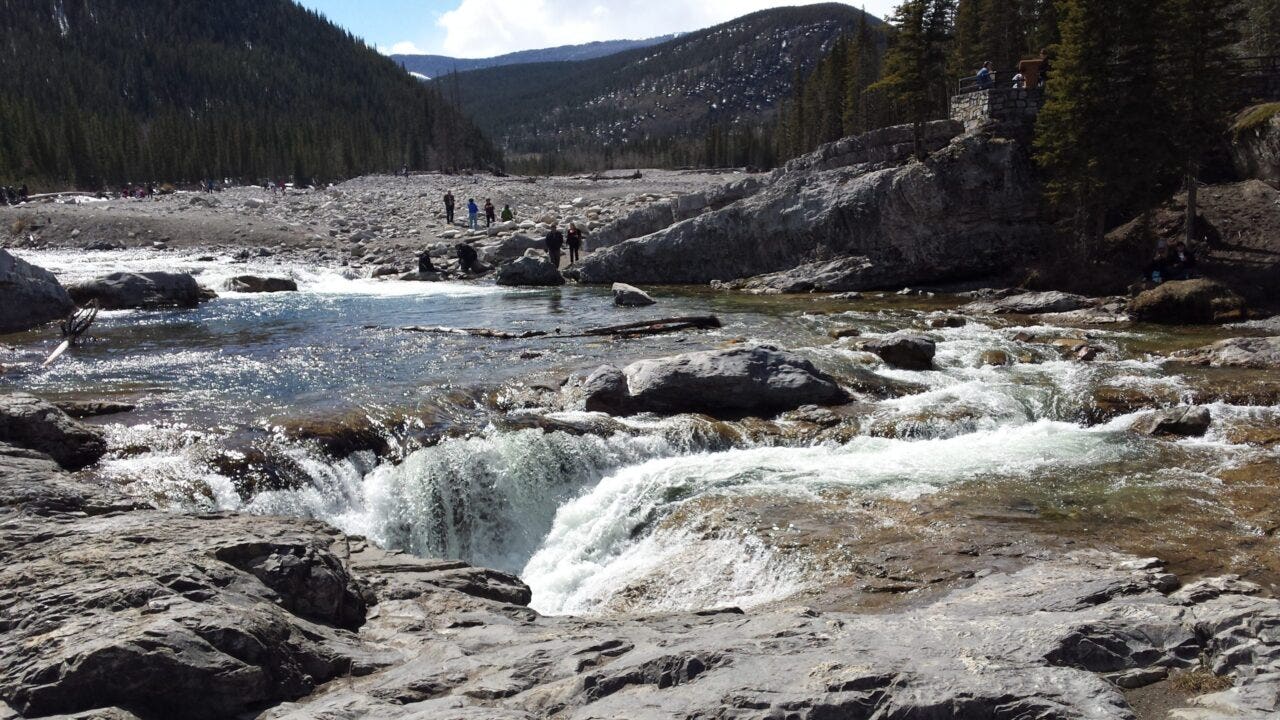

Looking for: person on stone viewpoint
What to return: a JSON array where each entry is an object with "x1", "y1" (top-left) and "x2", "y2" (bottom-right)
[
  {"x1": 484, "y1": 198, "x2": 496, "y2": 227},
  {"x1": 976, "y1": 61, "x2": 994, "y2": 90},
  {"x1": 467, "y1": 198, "x2": 479, "y2": 230},
  {"x1": 443, "y1": 190, "x2": 455, "y2": 224},
  {"x1": 566, "y1": 222, "x2": 583, "y2": 265},
  {"x1": 544, "y1": 223, "x2": 565, "y2": 268},
  {"x1": 501, "y1": 204, "x2": 514, "y2": 222}
]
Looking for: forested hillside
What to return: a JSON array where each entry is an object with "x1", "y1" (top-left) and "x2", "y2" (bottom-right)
[
  {"x1": 392, "y1": 36, "x2": 679, "y2": 79},
  {"x1": 442, "y1": 4, "x2": 879, "y2": 173},
  {"x1": 0, "y1": 0, "x2": 499, "y2": 190}
]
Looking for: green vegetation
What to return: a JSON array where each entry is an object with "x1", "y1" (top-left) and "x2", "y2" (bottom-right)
[
  {"x1": 0, "y1": 0, "x2": 498, "y2": 190},
  {"x1": 1232, "y1": 103, "x2": 1280, "y2": 135}
]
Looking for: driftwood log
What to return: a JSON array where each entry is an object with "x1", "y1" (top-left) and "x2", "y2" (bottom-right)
[{"x1": 379, "y1": 315, "x2": 721, "y2": 340}]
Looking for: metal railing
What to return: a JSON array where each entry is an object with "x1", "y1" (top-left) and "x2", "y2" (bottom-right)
[
  {"x1": 956, "y1": 55, "x2": 1280, "y2": 96},
  {"x1": 957, "y1": 69, "x2": 1042, "y2": 94}
]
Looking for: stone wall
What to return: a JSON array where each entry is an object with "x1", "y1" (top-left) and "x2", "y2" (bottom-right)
[{"x1": 950, "y1": 88, "x2": 1044, "y2": 132}]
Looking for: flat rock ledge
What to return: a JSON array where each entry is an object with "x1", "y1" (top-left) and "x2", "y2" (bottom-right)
[{"x1": 2, "y1": 452, "x2": 1278, "y2": 720}]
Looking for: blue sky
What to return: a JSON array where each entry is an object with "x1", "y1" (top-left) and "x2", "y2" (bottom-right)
[{"x1": 296, "y1": 0, "x2": 894, "y2": 59}]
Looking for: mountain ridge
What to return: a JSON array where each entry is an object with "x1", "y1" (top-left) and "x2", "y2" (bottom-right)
[{"x1": 391, "y1": 35, "x2": 682, "y2": 79}]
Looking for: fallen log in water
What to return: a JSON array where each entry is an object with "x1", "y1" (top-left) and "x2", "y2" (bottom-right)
[{"x1": 377, "y1": 315, "x2": 721, "y2": 340}]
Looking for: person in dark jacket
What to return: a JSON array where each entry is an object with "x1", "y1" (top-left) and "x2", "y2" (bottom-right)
[
  {"x1": 444, "y1": 191, "x2": 456, "y2": 224},
  {"x1": 456, "y1": 242, "x2": 479, "y2": 273},
  {"x1": 418, "y1": 250, "x2": 436, "y2": 274},
  {"x1": 566, "y1": 222, "x2": 583, "y2": 265},
  {"x1": 484, "y1": 199, "x2": 496, "y2": 227},
  {"x1": 544, "y1": 224, "x2": 565, "y2": 268}
]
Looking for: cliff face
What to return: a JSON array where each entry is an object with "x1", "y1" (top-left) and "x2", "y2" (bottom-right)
[
  {"x1": 578, "y1": 121, "x2": 1048, "y2": 291},
  {"x1": 1230, "y1": 104, "x2": 1280, "y2": 190}
]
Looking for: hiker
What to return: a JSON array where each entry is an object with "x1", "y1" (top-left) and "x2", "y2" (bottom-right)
[
  {"x1": 1011, "y1": 72, "x2": 1025, "y2": 89},
  {"x1": 456, "y1": 242, "x2": 479, "y2": 273},
  {"x1": 501, "y1": 204, "x2": 514, "y2": 222},
  {"x1": 544, "y1": 224, "x2": 565, "y2": 268},
  {"x1": 444, "y1": 191, "x2": 456, "y2": 224},
  {"x1": 976, "y1": 61, "x2": 994, "y2": 90},
  {"x1": 1168, "y1": 242, "x2": 1198, "y2": 280},
  {"x1": 418, "y1": 249, "x2": 436, "y2": 274},
  {"x1": 566, "y1": 222, "x2": 583, "y2": 265},
  {"x1": 484, "y1": 199, "x2": 496, "y2": 227},
  {"x1": 467, "y1": 198, "x2": 479, "y2": 230},
  {"x1": 19, "y1": 184, "x2": 28, "y2": 201}
]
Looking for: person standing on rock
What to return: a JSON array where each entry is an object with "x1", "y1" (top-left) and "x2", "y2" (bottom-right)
[
  {"x1": 545, "y1": 224, "x2": 565, "y2": 268},
  {"x1": 467, "y1": 198, "x2": 479, "y2": 231},
  {"x1": 444, "y1": 191, "x2": 456, "y2": 225},
  {"x1": 501, "y1": 204, "x2": 514, "y2": 222},
  {"x1": 566, "y1": 222, "x2": 584, "y2": 266},
  {"x1": 484, "y1": 199, "x2": 496, "y2": 227},
  {"x1": 976, "y1": 61, "x2": 994, "y2": 90}
]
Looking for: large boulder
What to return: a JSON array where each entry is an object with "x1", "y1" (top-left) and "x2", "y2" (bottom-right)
[
  {"x1": 1128, "y1": 279, "x2": 1247, "y2": 324},
  {"x1": 579, "y1": 345, "x2": 849, "y2": 417},
  {"x1": 495, "y1": 249, "x2": 564, "y2": 287},
  {"x1": 483, "y1": 233, "x2": 543, "y2": 264},
  {"x1": 0, "y1": 393, "x2": 107, "y2": 470},
  {"x1": 1171, "y1": 336, "x2": 1280, "y2": 369},
  {"x1": 864, "y1": 333, "x2": 937, "y2": 370},
  {"x1": 612, "y1": 282, "x2": 656, "y2": 307},
  {"x1": 66, "y1": 271, "x2": 212, "y2": 309},
  {"x1": 223, "y1": 275, "x2": 298, "y2": 293},
  {"x1": 578, "y1": 122, "x2": 1044, "y2": 291},
  {"x1": 0, "y1": 249, "x2": 74, "y2": 333},
  {"x1": 1133, "y1": 405, "x2": 1211, "y2": 437},
  {"x1": 962, "y1": 290, "x2": 1094, "y2": 315}
]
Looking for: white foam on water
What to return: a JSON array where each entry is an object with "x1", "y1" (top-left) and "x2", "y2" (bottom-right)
[{"x1": 522, "y1": 419, "x2": 1140, "y2": 615}]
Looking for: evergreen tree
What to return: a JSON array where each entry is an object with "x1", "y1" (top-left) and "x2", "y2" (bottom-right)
[
  {"x1": 870, "y1": 0, "x2": 954, "y2": 158},
  {"x1": 951, "y1": 0, "x2": 984, "y2": 78},
  {"x1": 1163, "y1": 0, "x2": 1241, "y2": 243},
  {"x1": 843, "y1": 9, "x2": 885, "y2": 135},
  {"x1": 978, "y1": 0, "x2": 1026, "y2": 70},
  {"x1": 1034, "y1": 0, "x2": 1170, "y2": 253}
]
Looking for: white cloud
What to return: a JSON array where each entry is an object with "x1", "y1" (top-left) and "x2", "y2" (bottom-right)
[
  {"x1": 436, "y1": 0, "x2": 893, "y2": 59},
  {"x1": 380, "y1": 40, "x2": 428, "y2": 56}
]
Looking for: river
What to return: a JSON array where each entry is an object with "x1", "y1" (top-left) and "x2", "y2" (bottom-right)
[{"x1": 3, "y1": 249, "x2": 1276, "y2": 616}]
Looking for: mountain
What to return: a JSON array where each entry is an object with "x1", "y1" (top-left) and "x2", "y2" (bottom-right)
[
  {"x1": 436, "y1": 4, "x2": 880, "y2": 172},
  {"x1": 0, "y1": 0, "x2": 498, "y2": 189},
  {"x1": 391, "y1": 36, "x2": 681, "y2": 79}
]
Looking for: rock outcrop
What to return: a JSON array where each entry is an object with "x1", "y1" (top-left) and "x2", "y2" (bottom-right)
[
  {"x1": 612, "y1": 282, "x2": 656, "y2": 307},
  {"x1": 0, "y1": 249, "x2": 74, "y2": 333},
  {"x1": 66, "y1": 271, "x2": 213, "y2": 309},
  {"x1": 962, "y1": 290, "x2": 1094, "y2": 315},
  {"x1": 575, "y1": 345, "x2": 849, "y2": 417},
  {"x1": 1172, "y1": 336, "x2": 1280, "y2": 369},
  {"x1": 0, "y1": 393, "x2": 106, "y2": 470},
  {"x1": 3, "y1": 447, "x2": 1279, "y2": 719},
  {"x1": 1134, "y1": 405, "x2": 1212, "y2": 437},
  {"x1": 495, "y1": 250, "x2": 564, "y2": 287},
  {"x1": 1230, "y1": 103, "x2": 1280, "y2": 189},
  {"x1": 223, "y1": 275, "x2": 298, "y2": 293},
  {"x1": 863, "y1": 333, "x2": 937, "y2": 371},
  {"x1": 579, "y1": 123, "x2": 1046, "y2": 291},
  {"x1": 1128, "y1": 279, "x2": 1248, "y2": 324}
]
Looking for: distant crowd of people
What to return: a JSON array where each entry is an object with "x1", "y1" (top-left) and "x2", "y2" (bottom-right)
[
  {"x1": 0, "y1": 184, "x2": 29, "y2": 205},
  {"x1": 1146, "y1": 241, "x2": 1198, "y2": 284},
  {"x1": 439, "y1": 189, "x2": 586, "y2": 273}
]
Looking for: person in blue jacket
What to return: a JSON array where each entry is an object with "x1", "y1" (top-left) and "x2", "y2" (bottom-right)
[{"x1": 467, "y1": 198, "x2": 479, "y2": 230}]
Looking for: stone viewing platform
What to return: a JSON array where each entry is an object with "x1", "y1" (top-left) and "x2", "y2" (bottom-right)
[{"x1": 950, "y1": 87, "x2": 1044, "y2": 132}]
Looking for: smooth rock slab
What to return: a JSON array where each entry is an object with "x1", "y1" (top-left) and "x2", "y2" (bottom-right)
[
  {"x1": 962, "y1": 290, "x2": 1095, "y2": 315},
  {"x1": 66, "y1": 271, "x2": 212, "y2": 309},
  {"x1": 223, "y1": 275, "x2": 298, "y2": 293},
  {"x1": 579, "y1": 345, "x2": 849, "y2": 417},
  {"x1": 1172, "y1": 336, "x2": 1280, "y2": 369}
]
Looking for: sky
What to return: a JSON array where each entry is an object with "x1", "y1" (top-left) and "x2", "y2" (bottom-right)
[{"x1": 295, "y1": 0, "x2": 896, "y2": 59}]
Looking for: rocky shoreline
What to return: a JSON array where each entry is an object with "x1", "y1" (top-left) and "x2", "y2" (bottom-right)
[{"x1": 3, "y1": 425, "x2": 1279, "y2": 719}]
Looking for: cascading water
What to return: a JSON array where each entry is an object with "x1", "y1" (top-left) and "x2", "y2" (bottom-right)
[{"x1": 7, "y1": 250, "x2": 1276, "y2": 618}]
